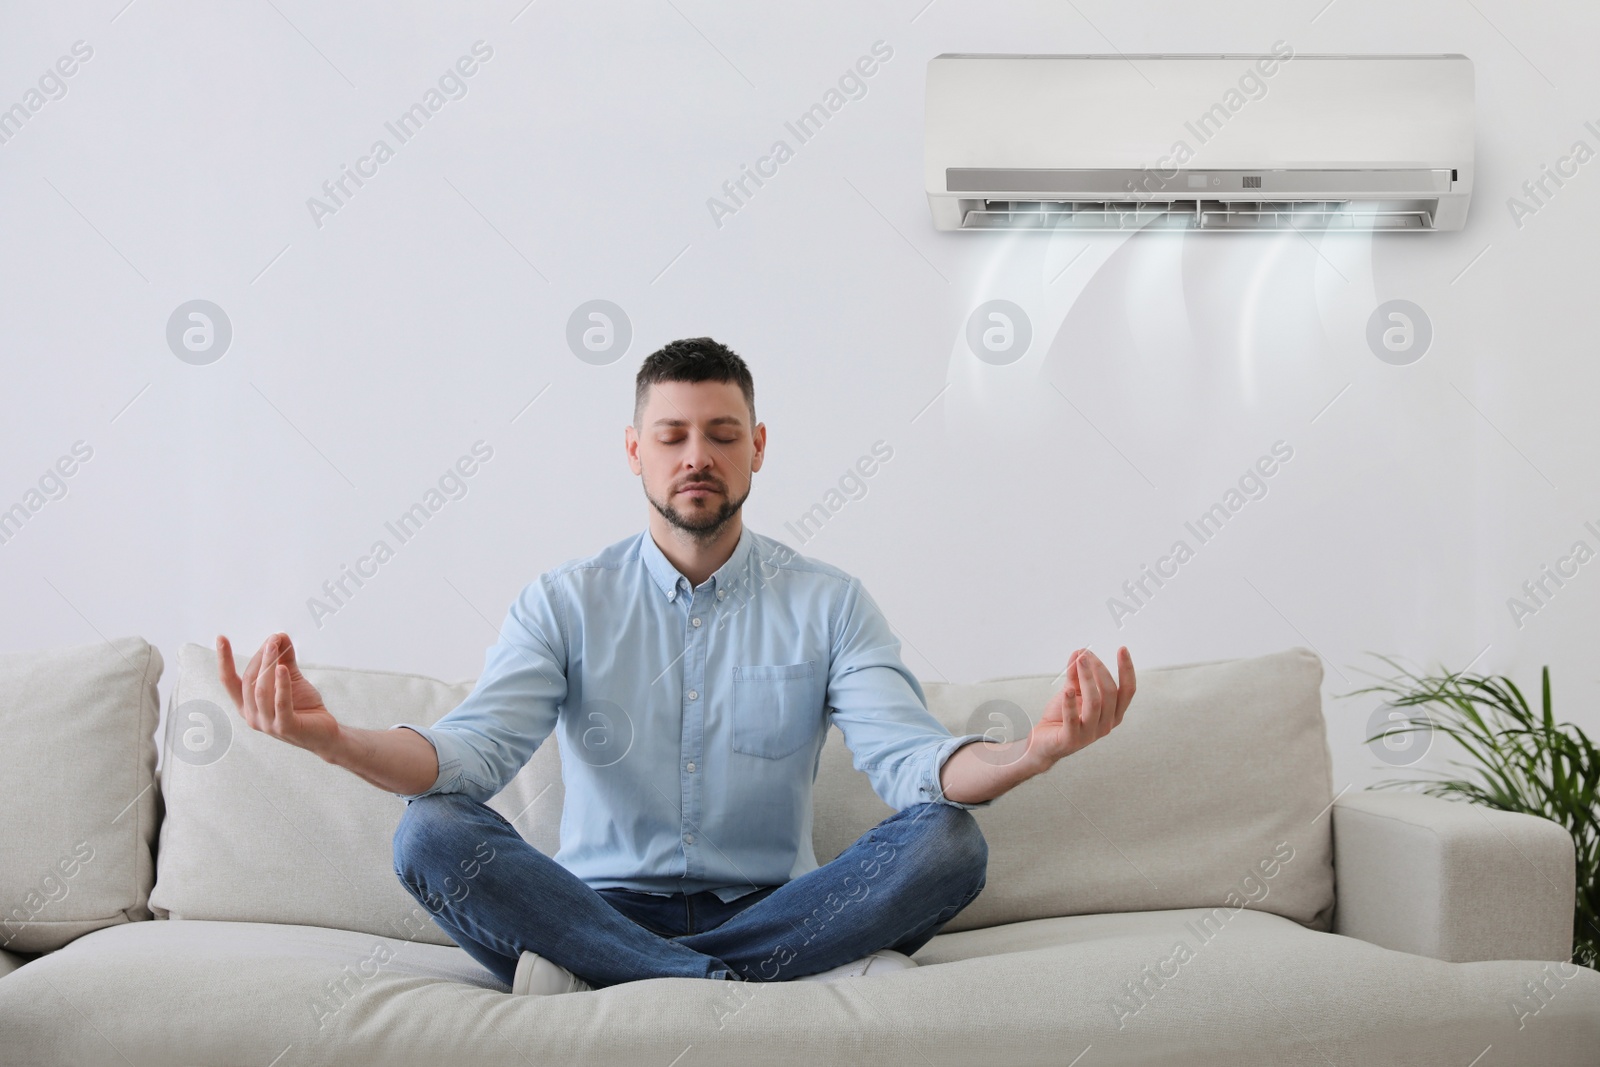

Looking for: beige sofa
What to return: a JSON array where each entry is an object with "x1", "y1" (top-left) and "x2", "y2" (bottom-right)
[{"x1": 2, "y1": 637, "x2": 1595, "y2": 1066}]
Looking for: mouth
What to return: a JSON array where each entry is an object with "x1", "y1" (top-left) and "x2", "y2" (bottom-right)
[{"x1": 679, "y1": 483, "x2": 719, "y2": 496}]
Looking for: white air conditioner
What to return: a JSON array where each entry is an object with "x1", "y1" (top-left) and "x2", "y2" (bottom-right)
[{"x1": 925, "y1": 51, "x2": 1474, "y2": 231}]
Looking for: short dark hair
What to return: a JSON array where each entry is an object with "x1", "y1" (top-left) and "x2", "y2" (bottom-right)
[{"x1": 633, "y1": 337, "x2": 756, "y2": 428}]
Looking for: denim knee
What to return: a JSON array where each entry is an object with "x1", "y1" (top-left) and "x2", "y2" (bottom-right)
[
  {"x1": 930, "y1": 804, "x2": 988, "y2": 889},
  {"x1": 392, "y1": 792, "x2": 473, "y2": 877}
]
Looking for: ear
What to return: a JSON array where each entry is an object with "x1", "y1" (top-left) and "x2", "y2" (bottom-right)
[
  {"x1": 750, "y1": 422, "x2": 767, "y2": 473},
  {"x1": 625, "y1": 425, "x2": 642, "y2": 475}
]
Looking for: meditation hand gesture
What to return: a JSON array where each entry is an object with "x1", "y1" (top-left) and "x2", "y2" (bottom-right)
[
  {"x1": 215, "y1": 632, "x2": 340, "y2": 755},
  {"x1": 1029, "y1": 647, "x2": 1136, "y2": 763}
]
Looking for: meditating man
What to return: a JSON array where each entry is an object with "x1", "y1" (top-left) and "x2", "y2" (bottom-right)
[{"x1": 214, "y1": 336, "x2": 1136, "y2": 995}]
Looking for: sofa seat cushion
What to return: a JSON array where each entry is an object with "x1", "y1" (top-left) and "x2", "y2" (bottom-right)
[{"x1": 2, "y1": 915, "x2": 1595, "y2": 1067}]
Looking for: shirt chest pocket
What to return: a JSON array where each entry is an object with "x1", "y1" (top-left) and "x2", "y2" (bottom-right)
[{"x1": 731, "y1": 661, "x2": 822, "y2": 760}]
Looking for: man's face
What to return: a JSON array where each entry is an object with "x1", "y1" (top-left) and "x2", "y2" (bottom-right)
[{"x1": 628, "y1": 379, "x2": 764, "y2": 539}]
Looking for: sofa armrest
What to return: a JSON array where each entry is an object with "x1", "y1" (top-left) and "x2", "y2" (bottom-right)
[{"x1": 1331, "y1": 791, "x2": 1575, "y2": 963}]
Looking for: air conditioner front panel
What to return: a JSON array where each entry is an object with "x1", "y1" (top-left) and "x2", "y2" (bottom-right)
[
  {"x1": 945, "y1": 168, "x2": 1454, "y2": 196},
  {"x1": 925, "y1": 53, "x2": 1474, "y2": 231}
]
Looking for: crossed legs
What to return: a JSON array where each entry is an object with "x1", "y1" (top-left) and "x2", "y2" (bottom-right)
[{"x1": 392, "y1": 792, "x2": 987, "y2": 990}]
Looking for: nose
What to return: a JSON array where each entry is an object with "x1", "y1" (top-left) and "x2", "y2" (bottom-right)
[{"x1": 682, "y1": 440, "x2": 718, "y2": 479}]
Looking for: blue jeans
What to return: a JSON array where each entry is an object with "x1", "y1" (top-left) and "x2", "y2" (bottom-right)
[{"x1": 392, "y1": 792, "x2": 987, "y2": 989}]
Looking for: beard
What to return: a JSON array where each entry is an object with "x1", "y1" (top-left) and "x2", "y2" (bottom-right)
[{"x1": 644, "y1": 473, "x2": 748, "y2": 540}]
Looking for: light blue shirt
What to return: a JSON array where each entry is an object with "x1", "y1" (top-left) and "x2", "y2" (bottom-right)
[{"x1": 394, "y1": 525, "x2": 989, "y2": 902}]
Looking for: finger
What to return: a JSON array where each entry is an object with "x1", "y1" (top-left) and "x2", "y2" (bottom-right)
[
  {"x1": 254, "y1": 637, "x2": 280, "y2": 733},
  {"x1": 1075, "y1": 656, "x2": 1101, "y2": 729},
  {"x1": 1114, "y1": 646, "x2": 1137, "y2": 726},
  {"x1": 273, "y1": 663, "x2": 294, "y2": 734},
  {"x1": 216, "y1": 636, "x2": 244, "y2": 710},
  {"x1": 274, "y1": 632, "x2": 299, "y2": 674},
  {"x1": 261, "y1": 633, "x2": 283, "y2": 682},
  {"x1": 1060, "y1": 650, "x2": 1086, "y2": 735},
  {"x1": 1062, "y1": 649, "x2": 1084, "y2": 699},
  {"x1": 1082, "y1": 650, "x2": 1118, "y2": 735},
  {"x1": 239, "y1": 637, "x2": 268, "y2": 727},
  {"x1": 1088, "y1": 655, "x2": 1113, "y2": 739}
]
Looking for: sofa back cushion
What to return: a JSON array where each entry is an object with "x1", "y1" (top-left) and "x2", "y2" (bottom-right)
[
  {"x1": 813, "y1": 647, "x2": 1337, "y2": 933},
  {"x1": 149, "y1": 643, "x2": 562, "y2": 947},
  {"x1": 0, "y1": 636, "x2": 163, "y2": 952},
  {"x1": 153, "y1": 643, "x2": 1333, "y2": 944}
]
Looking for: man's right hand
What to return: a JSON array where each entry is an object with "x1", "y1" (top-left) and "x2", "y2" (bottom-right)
[{"x1": 217, "y1": 632, "x2": 341, "y2": 756}]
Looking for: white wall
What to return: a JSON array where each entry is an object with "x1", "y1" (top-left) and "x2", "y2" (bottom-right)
[{"x1": 3, "y1": 0, "x2": 1596, "y2": 798}]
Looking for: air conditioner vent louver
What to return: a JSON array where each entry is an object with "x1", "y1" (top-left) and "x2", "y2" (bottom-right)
[{"x1": 962, "y1": 198, "x2": 1438, "y2": 230}]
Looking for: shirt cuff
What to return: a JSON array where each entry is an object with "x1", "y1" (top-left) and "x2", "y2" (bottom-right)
[
  {"x1": 917, "y1": 733, "x2": 996, "y2": 810},
  {"x1": 389, "y1": 723, "x2": 463, "y2": 801}
]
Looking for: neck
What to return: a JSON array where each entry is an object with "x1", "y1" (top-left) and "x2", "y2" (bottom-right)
[{"x1": 647, "y1": 512, "x2": 743, "y2": 588}]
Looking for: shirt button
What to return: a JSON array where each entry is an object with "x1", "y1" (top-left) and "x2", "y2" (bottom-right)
[
  {"x1": 686, "y1": 761, "x2": 697, "y2": 773},
  {"x1": 691, "y1": 616, "x2": 702, "y2": 628},
  {"x1": 687, "y1": 689, "x2": 698, "y2": 701},
  {"x1": 684, "y1": 833, "x2": 695, "y2": 844},
  {"x1": 716, "y1": 589, "x2": 726, "y2": 600}
]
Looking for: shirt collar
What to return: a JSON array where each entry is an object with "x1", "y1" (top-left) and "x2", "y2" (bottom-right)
[{"x1": 639, "y1": 524, "x2": 755, "y2": 601}]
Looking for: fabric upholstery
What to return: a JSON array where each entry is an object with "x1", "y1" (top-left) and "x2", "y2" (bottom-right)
[
  {"x1": 1332, "y1": 790, "x2": 1578, "y2": 963},
  {"x1": 815, "y1": 647, "x2": 1338, "y2": 933},
  {"x1": 0, "y1": 947, "x2": 32, "y2": 979},
  {"x1": 149, "y1": 642, "x2": 563, "y2": 947},
  {"x1": 152, "y1": 643, "x2": 1336, "y2": 944},
  {"x1": 12, "y1": 639, "x2": 1594, "y2": 1065},
  {"x1": 1, "y1": 914, "x2": 1595, "y2": 1066},
  {"x1": 0, "y1": 636, "x2": 162, "y2": 952}
]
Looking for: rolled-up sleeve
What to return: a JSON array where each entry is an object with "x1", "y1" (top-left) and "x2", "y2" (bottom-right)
[
  {"x1": 918, "y1": 733, "x2": 993, "y2": 811},
  {"x1": 824, "y1": 576, "x2": 993, "y2": 811},
  {"x1": 390, "y1": 574, "x2": 569, "y2": 804}
]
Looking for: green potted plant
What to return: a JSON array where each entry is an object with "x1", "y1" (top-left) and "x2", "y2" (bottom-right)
[{"x1": 1350, "y1": 656, "x2": 1599, "y2": 968}]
